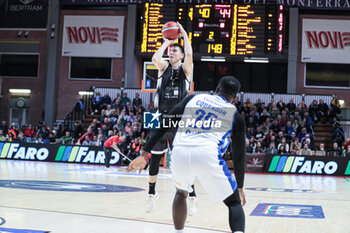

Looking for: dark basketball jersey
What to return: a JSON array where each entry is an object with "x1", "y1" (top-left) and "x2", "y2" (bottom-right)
[{"x1": 155, "y1": 65, "x2": 189, "y2": 113}]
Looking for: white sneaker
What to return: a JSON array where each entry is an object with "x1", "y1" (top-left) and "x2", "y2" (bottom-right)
[
  {"x1": 145, "y1": 193, "x2": 159, "y2": 213},
  {"x1": 188, "y1": 196, "x2": 198, "y2": 216}
]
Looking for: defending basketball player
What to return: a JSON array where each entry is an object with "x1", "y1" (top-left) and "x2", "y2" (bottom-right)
[
  {"x1": 128, "y1": 76, "x2": 246, "y2": 233},
  {"x1": 145, "y1": 21, "x2": 198, "y2": 214}
]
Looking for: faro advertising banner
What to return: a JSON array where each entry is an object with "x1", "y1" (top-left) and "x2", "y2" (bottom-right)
[
  {"x1": 0, "y1": 142, "x2": 121, "y2": 165},
  {"x1": 265, "y1": 154, "x2": 350, "y2": 176},
  {"x1": 301, "y1": 19, "x2": 350, "y2": 64},
  {"x1": 62, "y1": 15, "x2": 124, "y2": 58}
]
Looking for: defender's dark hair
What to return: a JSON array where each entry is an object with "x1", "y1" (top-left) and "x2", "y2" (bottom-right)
[
  {"x1": 170, "y1": 43, "x2": 184, "y2": 54},
  {"x1": 217, "y1": 76, "x2": 241, "y2": 97}
]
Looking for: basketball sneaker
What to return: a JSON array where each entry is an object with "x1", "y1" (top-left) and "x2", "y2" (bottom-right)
[
  {"x1": 188, "y1": 196, "x2": 198, "y2": 216},
  {"x1": 145, "y1": 192, "x2": 159, "y2": 213}
]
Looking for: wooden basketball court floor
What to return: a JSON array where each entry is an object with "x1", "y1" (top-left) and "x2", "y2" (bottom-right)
[{"x1": 0, "y1": 160, "x2": 349, "y2": 233}]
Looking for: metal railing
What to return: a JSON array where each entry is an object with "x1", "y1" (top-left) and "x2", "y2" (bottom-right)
[{"x1": 63, "y1": 88, "x2": 94, "y2": 132}]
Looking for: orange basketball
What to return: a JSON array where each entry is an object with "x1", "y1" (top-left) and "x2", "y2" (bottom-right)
[{"x1": 162, "y1": 21, "x2": 180, "y2": 40}]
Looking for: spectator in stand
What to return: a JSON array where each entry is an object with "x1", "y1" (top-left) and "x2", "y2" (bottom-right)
[
  {"x1": 280, "y1": 110, "x2": 289, "y2": 127},
  {"x1": 327, "y1": 142, "x2": 343, "y2": 157},
  {"x1": 309, "y1": 100, "x2": 318, "y2": 122},
  {"x1": 124, "y1": 121, "x2": 133, "y2": 134},
  {"x1": 244, "y1": 97, "x2": 254, "y2": 110},
  {"x1": 48, "y1": 132, "x2": 56, "y2": 144},
  {"x1": 132, "y1": 122, "x2": 142, "y2": 138},
  {"x1": 301, "y1": 133, "x2": 313, "y2": 149},
  {"x1": 299, "y1": 143, "x2": 312, "y2": 156},
  {"x1": 126, "y1": 138, "x2": 142, "y2": 161},
  {"x1": 254, "y1": 126, "x2": 265, "y2": 143},
  {"x1": 146, "y1": 101, "x2": 154, "y2": 111},
  {"x1": 346, "y1": 147, "x2": 350, "y2": 157},
  {"x1": 298, "y1": 127, "x2": 308, "y2": 142},
  {"x1": 121, "y1": 92, "x2": 131, "y2": 107},
  {"x1": 277, "y1": 137, "x2": 290, "y2": 153},
  {"x1": 241, "y1": 102, "x2": 251, "y2": 115},
  {"x1": 0, "y1": 121, "x2": 9, "y2": 135},
  {"x1": 60, "y1": 131, "x2": 73, "y2": 144},
  {"x1": 100, "y1": 93, "x2": 112, "y2": 110},
  {"x1": 254, "y1": 98, "x2": 264, "y2": 114},
  {"x1": 132, "y1": 93, "x2": 142, "y2": 112},
  {"x1": 140, "y1": 131, "x2": 147, "y2": 145},
  {"x1": 118, "y1": 109, "x2": 128, "y2": 126},
  {"x1": 330, "y1": 97, "x2": 341, "y2": 121},
  {"x1": 8, "y1": 123, "x2": 19, "y2": 141},
  {"x1": 304, "y1": 138, "x2": 314, "y2": 151},
  {"x1": 285, "y1": 121, "x2": 295, "y2": 137},
  {"x1": 344, "y1": 138, "x2": 350, "y2": 152},
  {"x1": 276, "y1": 98, "x2": 285, "y2": 113},
  {"x1": 253, "y1": 141, "x2": 265, "y2": 154},
  {"x1": 317, "y1": 99, "x2": 329, "y2": 122},
  {"x1": 260, "y1": 122, "x2": 269, "y2": 136},
  {"x1": 73, "y1": 122, "x2": 83, "y2": 140},
  {"x1": 127, "y1": 112, "x2": 137, "y2": 124},
  {"x1": 296, "y1": 103, "x2": 306, "y2": 119},
  {"x1": 16, "y1": 132, "x2": 26, "y2": 142},
  {"x1": 232, "y1": 96, "x2": 241, "y2": 113},
  {"x1": 286, "y1": 98, "x2": 296, "y2": 114},
  {"x1": 113, "y1": 119, "x2": 124, "y2": 132},
  {"x1": 289, "y1": 132, "x2": 297, "y2": 144},
  {"x1": 0, "y1": 130, "x2": 6, "y2": 141},
  {"x1": 269, "y1": 106, "x2": 279, "y2": 120},
  {"x1": 91, "y1": 91, "x2": 102, "y2": 113},
  {"x1": 78, "y1": 127, "x2": 95, "y2": 144},
  {"x1": 82, "y1": 135, "x2": 92, "y2": 146},
  {"x1": 24, "y1": 124, "x2": 36, "y2": 138},
  {"x1": 315, "y1": 143, "x2": 326, "y2": 156},
  {"x1": 259, "y1": 109, "x2": 270, "y2": 125},
  {"x1": 245, "y1": 138, "x2": 253, "y2": 153},
  {"x1": 266, "y1": 142, "x2": 278, "y2": 155},
  {"x1": 101, "y1": 124, "x2": 110, "y2": 138},
  {"x1": 303, "y1": 112, "x2": 313, "y2": 126},
  {"x1": 110, "y1": 109, "x2": 119, "y2": 124},
  {"x1": 105, "y1": 104, "x2": 113, "y2": 117},
  {"x1": 278, "y1": 145, "x2": 287, "y2": 155},
  {"x1": 92, "y1": 134, "x2": 104, "y2": 147},
  {"x1": 112, "y1": 97, "x2": 123, "y2": 112}
]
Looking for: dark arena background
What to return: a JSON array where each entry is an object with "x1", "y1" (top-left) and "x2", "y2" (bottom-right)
[{"x1": 0, "y1": 0, "x2": 349, "y2": 232}]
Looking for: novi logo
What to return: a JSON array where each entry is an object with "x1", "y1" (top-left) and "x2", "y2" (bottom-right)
[
  {"x1": 268, "y1": 156, "x2": 338, "y2": 175},
  {"x1": 305, "y1": 31, "x2": 350, "y2": 49},
  {"x1": 66, "y1": 26, "x2": 119, "y2": 44}
]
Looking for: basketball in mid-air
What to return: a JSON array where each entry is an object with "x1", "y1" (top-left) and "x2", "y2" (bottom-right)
[{"x1": 162, "y1": 21, "x2": 180, "y2": 40}]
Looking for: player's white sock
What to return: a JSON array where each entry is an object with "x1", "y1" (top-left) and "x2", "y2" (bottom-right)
[
  {"x1": 233, "y1": 231, "x2": 244, "y2": 233},
  {"x1": 174, "y1": 229, "x2": 184, "y2": 233}
]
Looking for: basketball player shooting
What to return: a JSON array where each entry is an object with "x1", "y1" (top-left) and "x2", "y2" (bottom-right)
[
  {"x1": 128, "y1": 76, "x2": 246, "y2": 233},
  {"x1": 145, "y1": 21, "x2": 198, "y2": 215}
]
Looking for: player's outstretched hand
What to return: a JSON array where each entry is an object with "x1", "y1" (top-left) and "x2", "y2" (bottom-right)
[
  {"x1": 126, "y1": 155, "x2": 147, "y2": 174},
  {"x1": 238, "y1": 188, "x2": 246, "y2": 206}
]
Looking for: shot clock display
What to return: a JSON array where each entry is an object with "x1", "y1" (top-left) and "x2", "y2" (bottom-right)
[{"x1": 140, "y1": 3, "x2": 288, "y2": 57}]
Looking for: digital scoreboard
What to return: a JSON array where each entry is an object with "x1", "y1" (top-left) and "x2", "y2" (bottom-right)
[{"x1": 140, "y1": 3, "x2": 288, "y2": 58}]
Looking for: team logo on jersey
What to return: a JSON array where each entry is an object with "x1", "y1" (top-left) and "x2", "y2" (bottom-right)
[{"x1": 143, "y1": 110, "x2": 162, "y2": 129}]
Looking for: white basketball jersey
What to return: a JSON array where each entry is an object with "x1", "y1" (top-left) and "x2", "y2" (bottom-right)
[{"x1": 173, "y1": 94, "x2": 237, "y2": 156}]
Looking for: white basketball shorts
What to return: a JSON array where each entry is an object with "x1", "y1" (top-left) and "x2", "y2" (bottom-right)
[{"x1": 170, "y1": 145, "x2": 237, "y2": 201}]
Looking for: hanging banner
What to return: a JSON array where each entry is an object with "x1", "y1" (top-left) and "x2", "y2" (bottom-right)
[
  {"x1": 301, "y1": 19, "x2": 350, "y2": 64},
  {"x1": 62, "y1": 15, "x2": 124, "y2": 58},
  {"x1": 0, "y1": 0, "x2": 48, "y2": 28}
]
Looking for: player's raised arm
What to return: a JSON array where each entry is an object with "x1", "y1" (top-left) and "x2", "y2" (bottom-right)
[
  {"x1": 177, "y1": 22, "x2": 193, "y2": 81},
  {"x1": 231, "y1": 112, "x2": 246, "y2": 206},
  {"x1": 152, "y1": 39, "x2": 173, "y2": 72}
]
